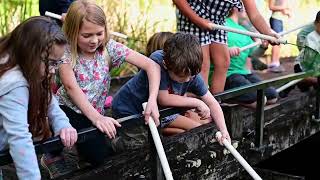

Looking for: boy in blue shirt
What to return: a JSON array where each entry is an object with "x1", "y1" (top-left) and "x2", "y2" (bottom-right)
[{"x1": 112, "y1": 33, "x2": 230, "y2": 143}]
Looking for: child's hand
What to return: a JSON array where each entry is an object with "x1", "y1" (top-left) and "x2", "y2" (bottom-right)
[
  {"x1": 93, "y1": 116, "x2": 121, "y2": 139},
  {"x1": 61, "y1": 13, "x2": 67, "y2": 22},
  {"x1": 261, "y1": 40, "x2": 269, "y2": 49},
  {"x1": 228, "y1": 47, "x2": 240, "y2": 57},
  {"x1": 143, "y1": 100, "x2": 160, "y2": 126},
  {"x1": 59, "y1": 127, "x2": 77, "y2": 148},
  {"x1": 216, "y1": 129, "x2": 231, "y2": 145},
  {"x1": 281, "y1": 8, "x2": 292, "y2": 18},
  {"x1": 195, "y1": 100, "x2": 210, "y2": 119},
  {"x1": 267, "y1": 30, "x2": 281, "y2": 45}
]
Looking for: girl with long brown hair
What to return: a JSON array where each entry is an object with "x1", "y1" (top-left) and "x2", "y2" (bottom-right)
[{"x1": 0, "y1": 16, "x2": 77, "y2": 179}]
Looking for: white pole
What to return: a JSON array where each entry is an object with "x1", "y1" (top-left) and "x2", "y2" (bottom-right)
[
  {"x1": 209, "y1": 23, "x2": 286, "y2": 44},
  {"x1": 109, "y1": 31, "x2": 128, "y2": 39},
  {"x1": 239, "y1": 22, "x2": 313, "y2": 52},
  {"x1": 276, "y1": 79, "x2": 303, "y2": 93},
  {"x1": 45, "y1": 11, "x2": 62, "y2": 20},
  {"x1": 240, "y1": 41, "x2": 262, "y2": 52},
  {"x1": 278, "y1": 22, "x2": 313, "y2": 36},
  {"x1": 142, "y1": 103, "x2": 174, "y2": 180},
  {"x1": 215, "y1": 132, "x2": 263, "y2": 180},
  {"x1": 45, "y1": 11, "x2": 128, "y2": 39}
]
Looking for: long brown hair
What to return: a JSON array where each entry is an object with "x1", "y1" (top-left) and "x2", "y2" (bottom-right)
[
  {"x1": 0, "y1": 16, "x2": 67, "y2": 140},
  {"x1": 146, "y1": 32, "x2": 174, "y2": 57},
  {"x1": 63, "y1": 0, "x2": 110, "y2": 67}
]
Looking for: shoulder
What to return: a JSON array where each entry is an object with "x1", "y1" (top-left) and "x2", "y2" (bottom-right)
[
  {"x1": 298, "y1": 24, "x2": 314, "y2": 36},
  {"x1": 106, "y1": 39, "x2": 128, "y2": 50},
  {"x1": 190, "y1": 74, "x2": 208, "y2": 95},
  {"x1": 149, "y1": 50, "x2": 164, "y2": 65},
  {"x1": 193, "y1": 74, "x2": 205, "y2": 84},
  {"x1": 0, "y1": 66, "x2": 28, "y2": 96},
  {"x1": 62, "y1": 45, "x2": 72, "y2": 63},
  {"x1": 106, "y1": 39, "x2": 116, "y2": 47},
  {"x1": 306, "y1": 31, "x2": 320, "y2": 52},
  {"x1": 307, "y1": 31, "x2": 320, "y2": 39},
  {"x1": 106, "y1": 39, "x2": 130, "y2": 56},
  {"x1": 226, "y1": 18, "x2": 246, "y2": 31}
]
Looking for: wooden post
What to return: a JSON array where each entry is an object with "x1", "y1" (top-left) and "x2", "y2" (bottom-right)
[
  {"x1": 316, "y1": 77, "x2": 320, "y2": 119},
  {"x1": 255, "y1": 89, "x2": 265, "y2": 147}
]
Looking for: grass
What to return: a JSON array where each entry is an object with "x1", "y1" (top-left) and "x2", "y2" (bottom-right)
[{"x1": 0, "y1": 0, "x2": 38, "y2": 36}]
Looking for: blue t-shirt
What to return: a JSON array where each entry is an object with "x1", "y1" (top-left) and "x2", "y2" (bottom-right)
[{"x1": 112, "y1": 50, "x2": 208, "y2": 118}]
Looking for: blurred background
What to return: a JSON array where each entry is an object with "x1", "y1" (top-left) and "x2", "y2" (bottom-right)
[{"x1": 0, "y1": 0, "x2": 319, "y2": 76}]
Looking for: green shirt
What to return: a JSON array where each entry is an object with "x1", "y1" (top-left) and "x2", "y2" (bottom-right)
[
  {"x1": 297, "y1": 24, "x2": 314, "y2": 51},
  {"x1": 226, "y1": 18, "x2": 253, "y2": 77}
]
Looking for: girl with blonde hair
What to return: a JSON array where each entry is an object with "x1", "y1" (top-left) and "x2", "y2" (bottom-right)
[{"x1": 55, "y1": 0, "x2": 160, "y2": 165}]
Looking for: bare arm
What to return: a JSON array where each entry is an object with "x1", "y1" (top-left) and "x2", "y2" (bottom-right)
[
  {"x1": 158, "y1": 90, "x2": 210, "y2": 118},
  {"x1": 0, "y1": 87, "x2": 40, "y2": 179},
  {"x1": 201, "y1": 91, "x2": 231, "y2": 143},
  {"x1": 173, "y1": 0, "x2": 212, "y2": 30},
  {"x1": 268, "y1": 0, "x2": 288, "y2": 11},
  {"x1": 125, "y1": 50, "x2": 161, "y2": 123},
  {"x1": 243, "y1": 0, "x2": 281, "y2": 44},
  {"x1": 59, "y1": 64, "x2": 101, "y2": 122},
  {"x1": 243, "y1": 0, "x2": 273, "y2": 35},
  {"x1": 158, "y1": 90, "x2": 202, "y2": 108},
  {"x1": 59, "y1": 64, "x2": 120, "y2": 138}
]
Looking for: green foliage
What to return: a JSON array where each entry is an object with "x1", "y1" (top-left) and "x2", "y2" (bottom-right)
[
  {"x1": 0, "y1": 0, "x2": 38, "y2": 36},
  {"x1": 98, "y1": 0, "x2": 167, "y2": 77},
  {"x1": 1, "y1": 0, "x2": 319, "y2": 76}
]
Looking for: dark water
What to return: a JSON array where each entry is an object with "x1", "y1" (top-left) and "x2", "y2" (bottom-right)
[{"x1": 254, "y1": 131, "x2": 320, "y2": 180}]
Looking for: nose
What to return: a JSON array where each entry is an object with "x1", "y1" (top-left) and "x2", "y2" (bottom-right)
[
  {"x1": 90, "y1": 35, "x2": 98, "y2": 44},
  {"x1": 49, "y1": 68, "x2": 55, "y2": 75}
]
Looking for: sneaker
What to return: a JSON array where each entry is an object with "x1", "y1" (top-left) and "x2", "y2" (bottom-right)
[
  {"x1": 268, "y1": 65, "x2": 285, "y2": 73},
  {"x1": 40, "y1": 154, "x2": 74, "y2": 179},
  {"x1": 251, "y1": 57, "x2": 268, "y2": 70}
]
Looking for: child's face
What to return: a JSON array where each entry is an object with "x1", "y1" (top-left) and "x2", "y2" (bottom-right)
[
  {"x1": 77, "y1": 19, "x2": 105, "y2": 55},
  {"x1": 168, "y1": 70, "x2": 194, "y2": 83},
  {"x1": 315, "y1": 22, "x2": 320, "y2": 35},
  {"x1": 40, "y1": 44, "x2": 65, "y2": 77}
]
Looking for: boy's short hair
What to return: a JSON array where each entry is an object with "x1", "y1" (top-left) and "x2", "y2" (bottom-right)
[
  {"x1": 163, "y1": 33, "x2": 202, "y2": 76},
  {"x1": 316, "y1": 11, "x2": 320, "y2": 23}
]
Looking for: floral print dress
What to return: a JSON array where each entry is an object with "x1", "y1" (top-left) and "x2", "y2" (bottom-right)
[{"x1": 56, "y1": 39, "x2": 130, "y2": 115}]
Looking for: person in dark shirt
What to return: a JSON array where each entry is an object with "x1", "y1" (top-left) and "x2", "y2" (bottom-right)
[{"x1": 39, "y1": 0, "x2": 73, "y2": 16}]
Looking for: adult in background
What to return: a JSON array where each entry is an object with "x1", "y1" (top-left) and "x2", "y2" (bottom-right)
[{"x1": 173, "y1": 0, "x2": 279, "y2": 94}]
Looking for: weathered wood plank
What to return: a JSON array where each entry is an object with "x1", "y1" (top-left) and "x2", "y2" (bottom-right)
[{"x1": 2, "y1": 90, "x2": 319, "y2": 180}]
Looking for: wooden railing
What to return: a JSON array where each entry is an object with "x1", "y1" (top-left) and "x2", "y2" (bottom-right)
[{"x1": 1, "y1": 72, "x2": 318, "y2": 175}]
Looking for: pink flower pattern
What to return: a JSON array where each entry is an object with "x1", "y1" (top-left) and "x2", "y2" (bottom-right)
[{"x1": 56, "y1": 39, "x2": 130, "y2": 115}]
